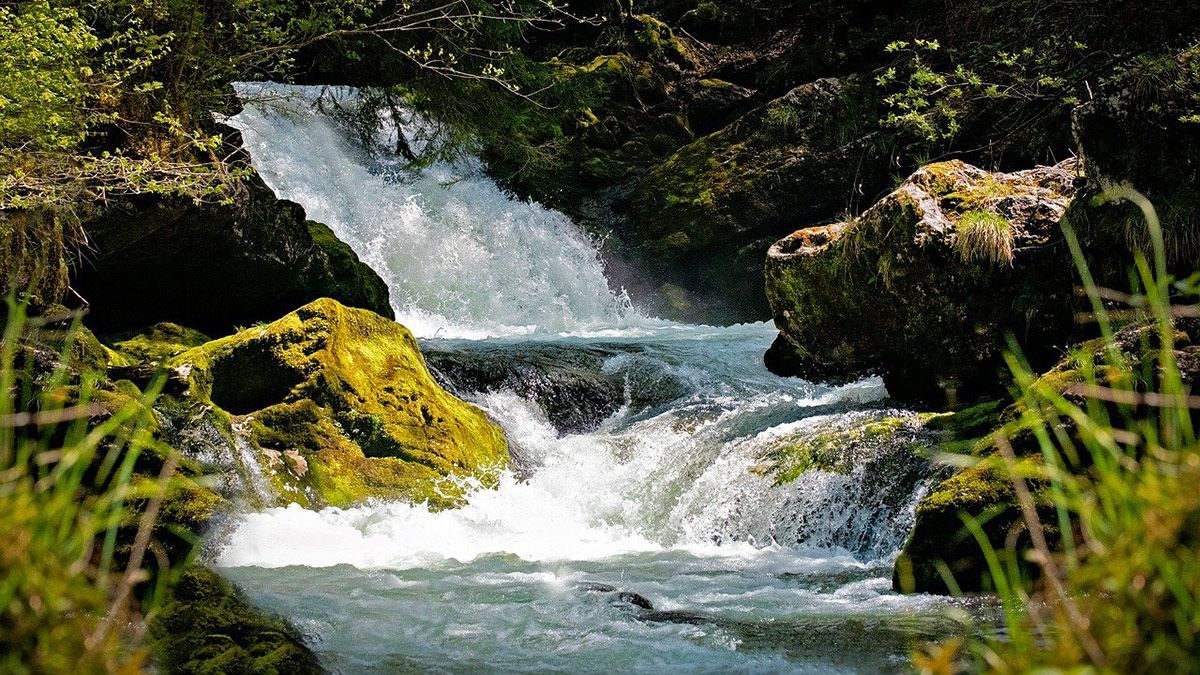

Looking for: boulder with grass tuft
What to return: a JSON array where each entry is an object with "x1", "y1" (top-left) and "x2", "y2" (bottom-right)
[{"x1": 764, "y1": 159, "x2": 1081, "y2": 403}]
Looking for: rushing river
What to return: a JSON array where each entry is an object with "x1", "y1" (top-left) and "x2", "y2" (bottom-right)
[{"x1": 217, "y1": 84, "x2": 983, "y2": 673}]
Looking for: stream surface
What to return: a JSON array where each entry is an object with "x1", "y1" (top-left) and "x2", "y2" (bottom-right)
[{"x1": 216, "y1": 83, "x2": 984, "y2": 673}]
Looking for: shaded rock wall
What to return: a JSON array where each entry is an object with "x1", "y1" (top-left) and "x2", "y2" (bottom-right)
[{"x1": 71, "y1": 150, "x2": 392, "y2": 335}]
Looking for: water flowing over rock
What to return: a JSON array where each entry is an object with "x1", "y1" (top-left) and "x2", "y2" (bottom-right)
[
  {"x1": 424, "y1": 341, "x2": 631, "y2": 435},
  {"x1": 208, "y1": 85, "x2": 981, "y2": 671},
  {"x1": 765, "y1": 159, "x2": 1080, "y2": 403},
  {"x1": 225, "y1": 83, "x2": 651, "y2": 340}
]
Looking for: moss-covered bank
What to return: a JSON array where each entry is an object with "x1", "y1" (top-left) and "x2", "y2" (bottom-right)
[
  {"x1": 150, "y1": 568, "x2": 322, "y2": 675},
  {"x1": 894, "y1": 320, "x2": 1200, "y2": 594}
]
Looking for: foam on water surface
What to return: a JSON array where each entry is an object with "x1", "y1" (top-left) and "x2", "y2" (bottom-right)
[{"x1": 216, "y1": 84, "x2": 983, "y2": 672}]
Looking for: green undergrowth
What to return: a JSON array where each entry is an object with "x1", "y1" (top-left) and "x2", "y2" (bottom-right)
[
  {"x1": 0, "y1": 299, "x2": 197, "y2": 671},
  {"x1": 912, "y1": 192, "x2": 1200, "y2": 672}
]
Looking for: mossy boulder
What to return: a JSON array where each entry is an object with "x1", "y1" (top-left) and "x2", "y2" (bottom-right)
[
  {"x1": 756, "y1": 411, "x2": 935, "y2": 485},
  {"x1": 71, "y1": 158, "x2": 392, "y2": 335},
  {"x1": 150, "y1": 568, "x2": 321, "y2": 675},
  {"x1": 765, "y1": 159, "x2": 1081, "y2": 403},
  {"x1": 170, "y1": 298, "x2": 508, "y2": 508}
]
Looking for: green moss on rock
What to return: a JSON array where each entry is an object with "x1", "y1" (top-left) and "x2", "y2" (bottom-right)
[
  {"x1": 110, "y1": 323, "x2": 213, "y2": 364},
  {"x1": 761, "y1": 412, "x2": 931, "y2": 484},
  {"x1": 150, "y1": 568, "x2": 321, "y2": 675},
  {"x1": 171, "y1": 298, "x2": 508, "y2": 508}
]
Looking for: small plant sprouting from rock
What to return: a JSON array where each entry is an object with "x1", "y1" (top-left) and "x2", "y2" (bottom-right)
[{"x1": 954, "y1": 210, "x2": 1014, "y2": 266}]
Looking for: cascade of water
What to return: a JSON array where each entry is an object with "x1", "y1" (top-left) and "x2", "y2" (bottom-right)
[
  {"x1": 213, "y1": 84, "x2": 969, "y2": 672},
  {"x1": 225, "y1": 83, "x2": 651, "y2": 339}
]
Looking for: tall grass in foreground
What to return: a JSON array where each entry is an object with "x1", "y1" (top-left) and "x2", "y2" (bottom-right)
[
  {"x1": 921, "y1": 190, "x2": 1200, "y2": 672},
  {"x1": 0, "y1": 300, "x2": 175, "y2": 673}
]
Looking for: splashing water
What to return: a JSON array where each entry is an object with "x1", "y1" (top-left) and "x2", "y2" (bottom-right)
[
  {"x1": 217, "y1": 86, "x2": 984, "y2": 672},
  {"x1": 225, "y1": 82, "x2": 651, "y2": 339}
]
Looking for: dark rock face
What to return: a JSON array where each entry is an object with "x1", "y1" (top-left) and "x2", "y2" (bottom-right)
[
  {"x1": 1070, "y1": 72, "x2": 1200, "y2": 276},
  {"x1": 424, "y1": 342, "x2": 629, "y2": 435},
  {"x1": 764, "y1": 159, "x2": 1081, "y2": 404},
  {"x1": 72, "y1": 168, "x2": 392, "y2": 335},
  {"x1": 623, "y1": 76, "x2": 892, "y2": 323}
]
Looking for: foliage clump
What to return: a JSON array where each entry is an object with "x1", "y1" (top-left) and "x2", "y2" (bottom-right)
[
  {"x1": 911, "y1": 194, "x2": 1200, "y2": 673},
  {"x1": 954, "y1": 210, "x2": 1013, "y2": 266}
]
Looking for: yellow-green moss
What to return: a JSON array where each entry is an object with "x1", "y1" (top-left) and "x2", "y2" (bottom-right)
[
  {"x1": 110, "y1": 323, "x2": 212, "y2": 364},
  {"x1": 765, "y1": 413, "x2": 929, "y2": 484},
  {"x1": 171, "y1": 298, "x2": 508, "y2": 508}
]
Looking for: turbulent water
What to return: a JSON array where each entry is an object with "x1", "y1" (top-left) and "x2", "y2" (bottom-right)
[{"x1": 218, "y1": 84, "x2": 981, "y2": 673}]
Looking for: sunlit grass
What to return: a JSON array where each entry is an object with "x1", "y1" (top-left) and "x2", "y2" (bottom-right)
[
  {"x1": 0, "y1": 299, "x2": 177, "y2": 673},
  {"x1": 954, "y1": 210, "x2": 1014, "y2": 266},
  {"x1": 918, "y1": 189, "x2": 1200, "y2": 672}
]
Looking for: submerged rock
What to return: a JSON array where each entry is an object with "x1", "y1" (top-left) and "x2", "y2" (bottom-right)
[
  {"x1": 166, "y1": 298, "x2": 509, "y2": 508},
  {"x1": 733, "y1": 409, "x2": 941, "y2": 559},
  {"x1": 765, "y1": 159, "x2": 1080, "y2": 403}
]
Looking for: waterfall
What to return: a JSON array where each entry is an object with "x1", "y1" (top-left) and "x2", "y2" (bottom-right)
[
  {"x1": 214, "y1": 84, "x2": 962, "y2": 672},
  {"x1": 225, "y1": 82, "x2": 650, "y2": 339}
]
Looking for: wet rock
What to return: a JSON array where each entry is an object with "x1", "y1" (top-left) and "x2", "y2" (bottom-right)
[
  {"x1": 640, "y1": 610, "x2": 714, "y2": 625},
  {"x1": 425, "y1": 342, "x2": 628, "y2": 434},
  {"x1": 71, "y1": 147, "x2": 392, "y2": 335},
  {"x1": 765, "y1": 159, "x2": 1081, "y2": 404},
  {"x1": 573, "y1": 582, "x2": 656, "y2": 612},
  {"x1": 614, "y1": 591, "x2": 656, "y2": 611},
  {"x1": 732, "y1": 409, "x2": 941, "y2": 559}
]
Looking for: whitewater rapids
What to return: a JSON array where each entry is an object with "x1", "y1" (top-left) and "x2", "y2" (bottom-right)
[{"x1": 216, "y1": 83, "x2": 982, "y2": 673}]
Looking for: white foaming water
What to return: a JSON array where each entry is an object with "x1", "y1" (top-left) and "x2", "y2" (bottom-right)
[
  {"x1": 217, "y1": 86, "x2": 979, "y2": 672},
  {"x1": 217, "y1": 325, "x2": 917, "y2": 570},
  {"x1": 225, "y1": 82, "x2": 651, "y2": 339}
]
